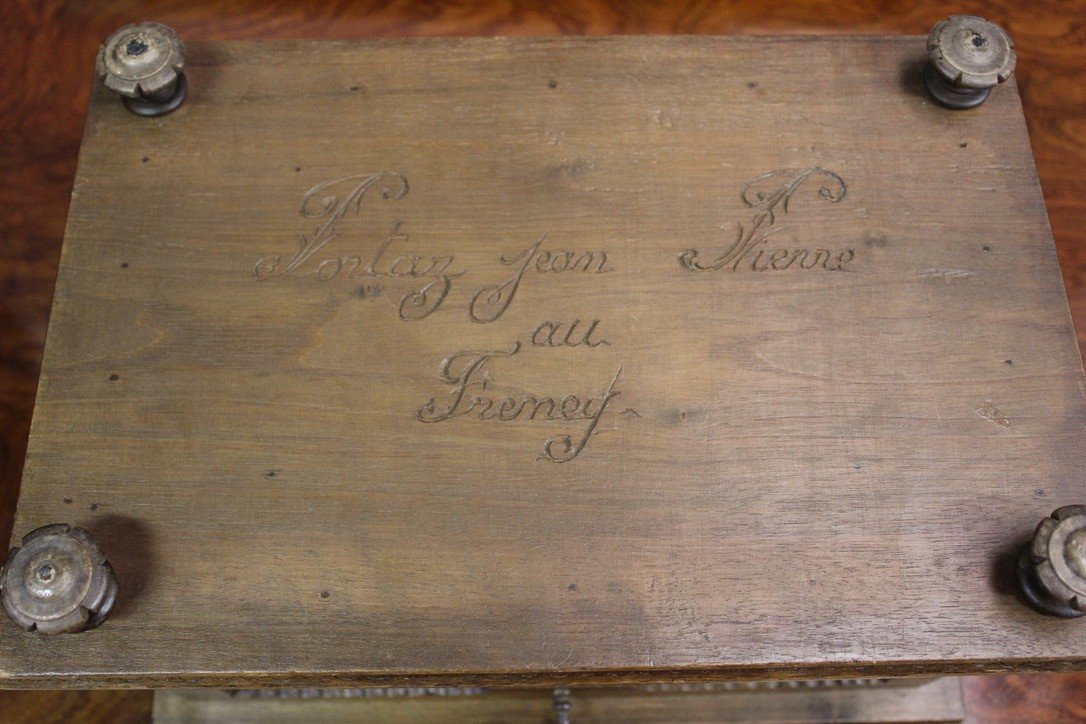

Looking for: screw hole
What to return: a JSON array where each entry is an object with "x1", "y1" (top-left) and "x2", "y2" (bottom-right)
[{"x1": 125, "y1": 38, "x2": 149, "y2": 57}]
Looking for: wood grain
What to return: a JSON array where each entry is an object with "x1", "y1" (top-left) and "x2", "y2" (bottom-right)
[
  {"x1": 2, "y1": 1, "x2": 1086, "y2": 721},
  {"x1": 3, "y1": 33, "x2": 1085, "y2": 688}
]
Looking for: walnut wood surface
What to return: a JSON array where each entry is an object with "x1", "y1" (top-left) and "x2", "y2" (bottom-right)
[{"x1": 3, "y1": 1, "x2": 1086, "y2": 721}]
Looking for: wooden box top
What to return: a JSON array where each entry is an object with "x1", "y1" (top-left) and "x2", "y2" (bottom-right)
[{"x1": 3, "y1": 35, "x2": 1086, "y2": 688}]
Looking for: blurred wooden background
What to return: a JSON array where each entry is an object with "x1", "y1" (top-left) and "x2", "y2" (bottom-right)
[{"x1": 1, "y1": 1, "x2": 1085, "y2": 721}]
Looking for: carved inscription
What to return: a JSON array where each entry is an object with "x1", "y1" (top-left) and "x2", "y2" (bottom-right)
[
  {"x1": 256, "y1": 175, "x2": 611, "y2": 324},
  {"x1": 531, "y1": 319, "x2": 610, "y2": 348},
  {"x1": 254, "y1": 167, "x2": 854, "y2": 462},
  {"x1": 253, "y1": 173, "x2": 410, "y2": 279},
  {"x1": 417, "y1": 344, "x2": 622, "y2": 463},
  {"x1": 252, "y1": 174, "x2": 464, "y2": 321},
  {"x1": 679, "y1": 167, "x2": 851, "y2": 273},
  {"x1": 469, "y1": 235, "x2": 613, "y2": 323}
]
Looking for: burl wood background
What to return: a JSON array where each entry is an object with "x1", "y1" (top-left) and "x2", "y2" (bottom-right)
[{"x1": 2, "y1": 1, "x2": 1085, "y2": 721}]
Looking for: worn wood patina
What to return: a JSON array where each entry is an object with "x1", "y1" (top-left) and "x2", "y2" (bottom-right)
[{"x1": 2, "y1": 35, "x2": 1085, "y2": 688}]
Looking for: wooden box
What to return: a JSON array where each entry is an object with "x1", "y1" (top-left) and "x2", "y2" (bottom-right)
[{"x1": 2, "y1": 34, "x2": 1084, "y2": 703}]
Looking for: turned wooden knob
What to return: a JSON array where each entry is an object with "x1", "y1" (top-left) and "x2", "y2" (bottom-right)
[
  {"x1": 924, "y1": 15, "x2": 1016, "y2": 109},
  {"x1": 95, "y1": 22, "x2": 187, "y2": 117},
  {"x1": 1, "y1": 524, "x2": 117, "y2": 634},
  {"x1": 1018, "y1": 506, "x2": 1086, "y2": 618}
]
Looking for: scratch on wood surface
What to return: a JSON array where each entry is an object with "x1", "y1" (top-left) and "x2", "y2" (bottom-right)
[
  {"x1": 967, "y1": 164, "x2": 1025, "y2": 173},
  {"x1": 918, "y1": 268, "x2": 975, "y2": 281},
  {"x1": 976, "y1": 400, "x2": 1011, "y2": 428}
]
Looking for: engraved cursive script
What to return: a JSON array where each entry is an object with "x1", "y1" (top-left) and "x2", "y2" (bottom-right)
[
  {"x1": 252, "y1": 166, "x2": 858, "y2": 463},
  {"x1": 417, "y1": 343, "x2": 622, "y2": 462},
  {"x1": 253, "y1": 173, "x2": 468, "y2": 320},
  {"x1": 679, "y1": 167, "x2": 852, "y2": 273},
  {"x1": 530, "y1": 319, "x2": 610, "y2": 348},
  {"x1": 469, "y1": 235, "x2": 613, "y2": 323},
  {"x1": 253, "y1": 172, "x2": 410, "y2": 279}
]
